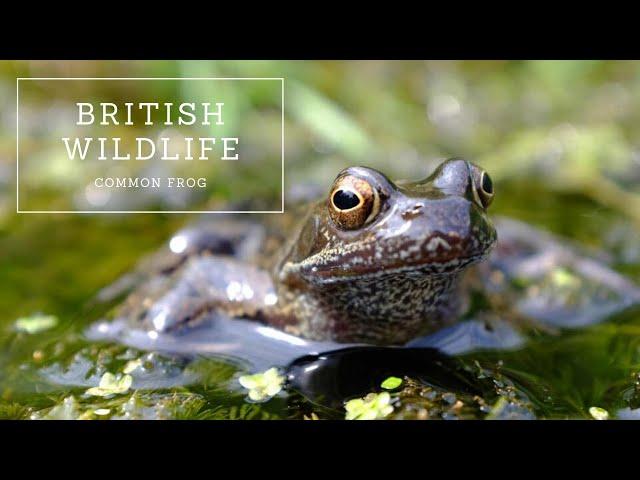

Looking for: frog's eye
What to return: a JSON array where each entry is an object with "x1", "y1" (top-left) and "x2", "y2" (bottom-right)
[
  {"x1": 477, "y1": 171, "x2": 494, "y2": 208},
  {"x1": 328, "y1": 175, "x2": 380, "y2": 229}
]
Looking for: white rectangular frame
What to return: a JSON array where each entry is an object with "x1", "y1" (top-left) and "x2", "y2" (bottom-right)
[{"x1": 16, "y1": 77, "x2": 285, "y2": 214}]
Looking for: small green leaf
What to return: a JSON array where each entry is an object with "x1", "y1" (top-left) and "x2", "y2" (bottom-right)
[
  {"x1": 381, "y1": 376, "x2": 403, "y2": 390},
  {"x1": 238, "y1": 367, "x2": 285, "y2": 403},
  {"x1": 345, "y1": 392, "x2": 394, "y2": 420},
  {"x1": 14, "y1": 314, "x2": 58, "y2": 334},
  {"x1": 485, "y1": 397, "x2": 509, "y2": 420},
  {"x1": 123, "y1": 359, "x2": 143, "y2": 374},
  {"x1": 589, "y1": 406, "x2": 609, "y2": 420},
  {"x1": 86, "y1": 373, "x2": 133, "y2": 397},
  {"x1": 35, "y1": 396, "x2": 79, "y2": 420},
  {"x1": 550, "y1": 268, "x2": 580, "y2": 288}
]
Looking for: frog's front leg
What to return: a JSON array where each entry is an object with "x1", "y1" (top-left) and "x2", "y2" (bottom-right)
[
  {"x1": 96, "y1": 219, "x2": 267, "y2": 303},
  {"x1": 88, "y1": 255, "x2": 350, "y2": 368},
  {"x1": 111, "y1": 255, "x2": 279, "y2": 333}
]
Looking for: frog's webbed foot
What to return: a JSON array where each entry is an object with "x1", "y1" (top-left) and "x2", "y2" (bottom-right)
[
  {"x1": 482, "y1": 216, "x2": 640, "y2": 329},
  {"x1": 95, "y1": 219, "x2": 266, "y2": 303}
]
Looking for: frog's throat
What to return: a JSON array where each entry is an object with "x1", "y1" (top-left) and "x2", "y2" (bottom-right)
[{"x1": 278, "y1": 269, "x2": 467, "y2": 344}]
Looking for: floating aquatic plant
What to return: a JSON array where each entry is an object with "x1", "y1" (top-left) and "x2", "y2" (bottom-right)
[
  {"x1": 123, "y1": 358, "x2": 143, "y2": 374},
  {"x1": 550, "y1": 268, "x2": 580, "y2": 289},
  {"x1": 381, "y1": 376, "x2": 403, "y2": 390},
  {"x1": 14, "y1": 314, "x2": 58, "y2": 334},
  {"x1": 86, "y1": 372, "x2": 133, "y2": 397},
  {"x1": 33, "y1": 396, "x2": 79, "y2": 420},
  {"x1": 589, "y1": 406, "x2": 609, "y2": 420},
  {"x1": 345, "y1": 392, "x2": 394, "y2": 420},
  {"x1": 485, "y1": 397, "x2": 510, "y2": 420},
  {"x1": 238, "y1": 367, "x2": 285, "y2": 402}
]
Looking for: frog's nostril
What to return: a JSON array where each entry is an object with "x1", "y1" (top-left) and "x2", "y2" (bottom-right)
[{"x1": 402, "y1": 203, "x2": 424, "y2": 220}]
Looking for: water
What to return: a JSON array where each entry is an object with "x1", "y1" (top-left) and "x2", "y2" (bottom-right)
[{"x1": 2, "y1": 183, "x2": 639, "y2": 420}]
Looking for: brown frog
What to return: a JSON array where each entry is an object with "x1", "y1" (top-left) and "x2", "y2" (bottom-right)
[
  {"x1": 89, "y1": 158, "x2": 640, "y2": 367},
  {"x1": 271, "y1": 159, "x2": 496, "y2": 344}
]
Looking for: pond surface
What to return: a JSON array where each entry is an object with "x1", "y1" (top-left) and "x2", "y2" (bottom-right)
[{"x1": 1, "y1": 180, "x2": 639, "y2": 420}]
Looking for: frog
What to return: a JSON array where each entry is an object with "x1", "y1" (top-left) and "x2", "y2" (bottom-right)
[{"x1": 87, "y1": 158, "x2": 640, "y2": 370}]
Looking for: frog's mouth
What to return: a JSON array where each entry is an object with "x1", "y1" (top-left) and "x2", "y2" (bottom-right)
[
  {"x1": 299, "y1": 233, "x2": 496, "y2": 284},
  {"x1": 310, "y1": 252, "x2": 488, "y2": 282}
]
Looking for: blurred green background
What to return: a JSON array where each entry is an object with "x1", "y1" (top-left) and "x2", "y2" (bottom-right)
[
  {"x1": 1, "y1": 60, "x2": 640, "y2": 419},
  {"x1": 3, "y1": 60, "x2": 640, "y2": 319}
]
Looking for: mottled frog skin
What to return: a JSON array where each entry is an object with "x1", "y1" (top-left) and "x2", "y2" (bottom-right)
[
  {"x1": 272, "y1": 160, "x2": 496, "y2": 343},
  {"x1": 95, "y1": 159, "x2": 496, "y2": 347}
]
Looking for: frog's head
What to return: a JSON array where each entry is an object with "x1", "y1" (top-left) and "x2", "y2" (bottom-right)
[{"x1": 279, "y1": 159, "x2": 497, "y2": 286}]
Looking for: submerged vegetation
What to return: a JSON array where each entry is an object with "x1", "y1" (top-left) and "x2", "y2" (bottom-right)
[{"x1": 1, "y1": 60, "x2": 640, "y2": 419}]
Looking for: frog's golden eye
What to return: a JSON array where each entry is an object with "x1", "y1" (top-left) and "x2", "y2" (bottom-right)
[
  {"x1": 328, "y1": 175, "x2": 380, "y2": 229},
  {"x1": 477, "y1": 171, "x2": 494, "y2": 208}
]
